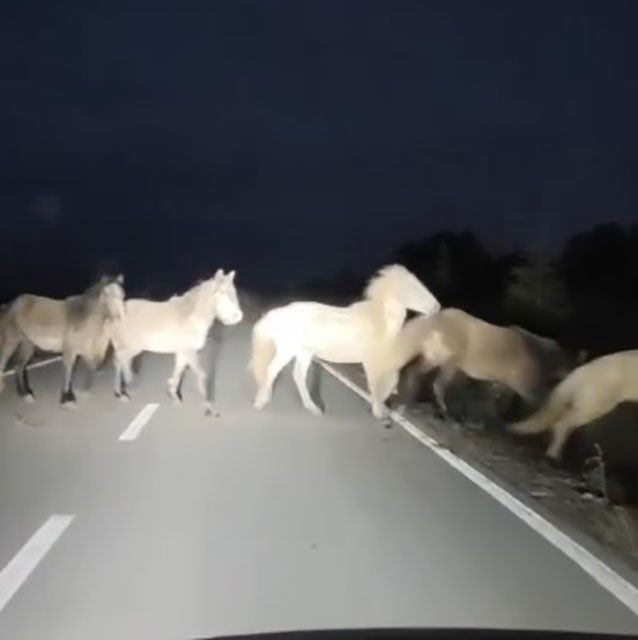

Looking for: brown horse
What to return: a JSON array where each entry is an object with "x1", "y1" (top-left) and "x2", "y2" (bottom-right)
[{"x1": 382, "y1": 308, "x2": 578, "y2": 415}]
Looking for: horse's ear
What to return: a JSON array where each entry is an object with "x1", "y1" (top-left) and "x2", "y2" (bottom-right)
[
  {"x1": 116, "y1": 274, "x2": 124, "y2": 285},
  {"x1": 226, "y1": 270, "x2": 235, "y2": 282},
  {"x1": 215, "y1": 268, "x2": 224, "y2": 279}
]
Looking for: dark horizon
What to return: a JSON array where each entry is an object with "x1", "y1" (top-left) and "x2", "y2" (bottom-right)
[{"x1": 2, "y1": 1, "x2": 638, "y2": 296}]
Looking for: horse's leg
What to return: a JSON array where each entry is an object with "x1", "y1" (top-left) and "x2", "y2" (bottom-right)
[
  {"x1": 186, "y1": 350, "x2": 207, "y2": 399},
  {"x1": 0, "y1": 332, "x2": 20, "y2": 393},
  {"x1": 254, "y1": 347, "x2": 293, "y2": 410},
  {"x1": 185, "y1": 349, "x2": 213, "y2": 414},
  {"x1": 60, "y1": 351, "x2": 78, "y2": 406},
  {"x1": 377, "y1": 369, "x2": 400, "y2": 407},
  {"x1": 362, "y1": 360, "x2": 394, "y2": 421},
  {"x1": 113, "y1": 355, "x2": 122, "y2": 396},
  {"x1": 432, "y1": 361, "x2": 456, "y2": 415},
  {"x1": 545, "y1": 412, "x2": 581, "y2": 461},
  {"x1": 293, "y1": 352, "x2": 322, "y2": 415},
  {"x1": 15, "y1": 341, "x2": 35, "y2": 402},
  {"x1": 168, "y1": 351, "x2": 189, "y2": 403},
  {"x1": 113, "y1": 352, "x2": 131, "y2": 400}
]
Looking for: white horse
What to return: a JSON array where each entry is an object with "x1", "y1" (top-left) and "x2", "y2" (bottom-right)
[
  {"x1": 0, "y1": 275, "x2": 126, "y2": 405},
  {"x1": 111, "y1": 269, "x2": 242, "y2": 413},
  {"x1": 250, "y1": 264, "x2": 440, "y2": 419}
]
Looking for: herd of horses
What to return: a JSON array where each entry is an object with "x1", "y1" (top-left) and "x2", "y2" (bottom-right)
[
  {"x1": 1, "y1": 264, "x2": 637, "y2": 463},
  {"x1": 0, "y1": 270, "x2": 242, "y2": 415}
]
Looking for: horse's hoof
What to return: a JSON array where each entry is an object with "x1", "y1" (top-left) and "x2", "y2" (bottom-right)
[
  {"x1": 545, "y1": 451, "x2": 562, "y2": 466},
  {"x1": 62, "y1": 401, "x2": 78, "y2": 411},
  {"x1": 306, "y1": 404, "x2": 323, "y2": 416},
  {"x1": 116, "y1": 393, "x2": 130, "y2": 403},
  {"x1": 23, "y1": 394, "x2": 35, "y2": 404},
  {"x1": 203, "y1": 402, "x2": 214, "y2": 416}
]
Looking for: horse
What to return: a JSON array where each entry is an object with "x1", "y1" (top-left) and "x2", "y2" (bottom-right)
[
  {"x1": 110, "y1": 269, "x2": 242, "y2": 414},
  {"x1": 249, "y1": 264, "x2": 440, "y2": 420},
  {"x1": 509, "y1": 350, "x2": 638, "y2": 461},
  {"x1": 0, "y1": 275, "x2": 126, "y2": 405},
  {"x1": 384, "y1": 308, "x2": 577, "y2": 417}
]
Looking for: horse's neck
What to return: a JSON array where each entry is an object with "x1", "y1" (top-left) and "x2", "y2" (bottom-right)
[
  {"x1": 380, "y1": 298, "x2": 407, "y2": 337},
  {"x1": 365, "y1": 297, "x2": 406, "y2": 339},
  {"x1": 66, "y1": 294, "x2": 102, "y2": 327},
  {"x1": 179, "y1": 289, "x2": 217, "y2": 328}
]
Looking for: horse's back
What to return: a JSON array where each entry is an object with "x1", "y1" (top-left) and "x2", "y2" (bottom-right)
[
  {"x1": 260, "y1": 300, "x2": 352, "y2": 329},
  {"x1": 13, "y1": 294, "x2": 66, "y2": 325},
  {"x1": 257, "y1": 300, "x2": 374, "y2": 362},
  {"x1": 435, "y1": 309, "x2": 542, "y2": 386},
  {"x1": 580, "y1": 350, "x2": 638, "y2": 384},
  {"x1": 126, "y1": 298, "x2": 171, "y2": 314},
  {"x1": 116, "y1": 297, "x2": 207, "y2": 354},
  {"x1": 10, "y1": 294, "x2": 67, "y2": 351},
  {"x1": 553, "y1": 351, "x2": 638, "y2": 422}
]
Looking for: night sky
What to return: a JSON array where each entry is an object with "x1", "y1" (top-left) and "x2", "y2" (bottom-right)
[{"x1": 1, "y1": 1, "x2": 637, "y2": 295}]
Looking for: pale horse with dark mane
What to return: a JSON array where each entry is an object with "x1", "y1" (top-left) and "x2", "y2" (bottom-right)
[
  {"x1": 0, "y1": 275, "x2": 126, "y2": 405},
  {"x1": 249, "y1": 264, "x2": 441, "y2": 420},
  {"x1": 110, "y1": 269, "x2": 243, "y2": 414}
]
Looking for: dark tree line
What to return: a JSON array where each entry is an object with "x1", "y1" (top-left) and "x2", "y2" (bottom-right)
[{"x1": 301, "y1": 222, "x2": 638, "y2": 356}]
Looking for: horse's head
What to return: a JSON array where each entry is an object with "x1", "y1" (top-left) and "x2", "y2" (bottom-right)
[
  {"x1": 366, "y1": 264, "x2": 441, "y2": 317},
  {"x1": 99, "y1": 274, "x2": 126, "y2": 321},
  {"x1": 212, "y1": 269, "x2": 243, "y2": 326}
]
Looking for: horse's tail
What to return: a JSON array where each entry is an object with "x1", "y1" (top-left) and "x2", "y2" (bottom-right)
[
  {"x1": 508, "y1": 374, "x2": 575, "y2": 435},
  {"x1": 249, "y1": 317, "x2": 276, "y2": 387}
]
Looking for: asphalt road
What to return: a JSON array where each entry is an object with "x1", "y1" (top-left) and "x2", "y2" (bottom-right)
[{"x1": 0, "y1": 320, "x2": 637, "y2": 639}]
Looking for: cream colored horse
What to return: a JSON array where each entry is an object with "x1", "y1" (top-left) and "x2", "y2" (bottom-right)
[
  {"x1": 250, "y1": 264, "x2": 440, "y2": 419},
  {"x1": 111, "y1": 269, "x2": 242, "y2": 413},
  {"x1": 0, "y1": 275, "x2": 126, "y2": 405},
  {"x1": 385, "y1": 308, "x2": 574, "y2": 415},
  {"x1": 510, "y1": 350, "x2": 638, "y2": 460}
]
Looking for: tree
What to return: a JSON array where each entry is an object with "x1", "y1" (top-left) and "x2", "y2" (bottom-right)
[
  {"x1": 504, "y1": 253, "x2": 571, "y2": 334},
  {"x1": 559, "y1": 223, "x2": 638, "y2": 300},
  {"x1": 433, "y1": 240, "x2": 455, "y2": 296},
  {"x1": 393, "y1": 230, "x2": 498, "y2": 309}
]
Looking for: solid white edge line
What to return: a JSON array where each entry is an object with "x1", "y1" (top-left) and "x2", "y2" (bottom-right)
[
  {"x1": 320, "y1": 361, "x2": 638, "y2": 618},
  {"x1": 119, "y1": 403, "x2": 159, "y2": 441},
  {"x1": 1, "y1": 357, "x2": 61, "y2": 378},
  {"x1": 0, "y1": 514, "x2": 74, "y2": 613}
]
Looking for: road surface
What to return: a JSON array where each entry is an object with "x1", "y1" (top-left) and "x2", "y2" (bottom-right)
[{"x1": 0, "y1": 319, "x2": 637, "y2": 639}]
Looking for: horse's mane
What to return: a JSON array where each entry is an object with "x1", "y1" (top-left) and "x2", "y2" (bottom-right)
[
  {"x1": 175, "y1": 281, "x2": 201, "y2": 313},
  {"x1": 66, "y1": 276, "x2": 113, "y2": 326},
  {"x1": 364, "y1": 264, "x2": 414, "y2": 302},
  {"x1": 174, "y1": 278, "x2": 218, "y2": 318}
]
